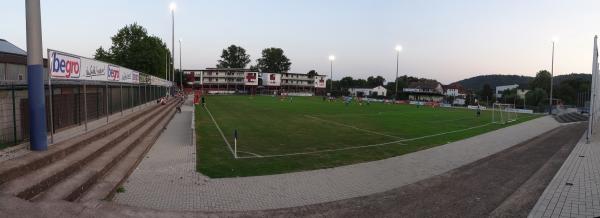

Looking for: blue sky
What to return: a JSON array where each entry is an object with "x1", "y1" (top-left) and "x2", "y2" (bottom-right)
[{"x1": 1, "y1": 0, "x2": 599, "y2": 83}]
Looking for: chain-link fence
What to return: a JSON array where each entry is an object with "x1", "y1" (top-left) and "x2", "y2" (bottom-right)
[{"x1": 0, "y1": 80, "x2": 166, "y2": 149}]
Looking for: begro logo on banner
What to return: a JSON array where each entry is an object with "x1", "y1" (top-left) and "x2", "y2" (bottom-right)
[
  {"x1": 107, "y1": 65, "x2": 120, "y2": 81},
  {"x1": 50, "y1": 51, "x2": 81, "y2": 78}
]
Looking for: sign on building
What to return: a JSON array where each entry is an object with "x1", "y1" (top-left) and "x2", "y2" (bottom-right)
[
  {"x1": 263, "y1": 73, "x2": 281, "y2": 86},
  {"x1": 314, "y1": 75, "x2": 326, "y2": 88},
  {"x1": 244, "y1": 72, "x2": 258, "y2": 86}
]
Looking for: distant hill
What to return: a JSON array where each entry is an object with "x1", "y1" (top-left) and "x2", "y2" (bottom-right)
[
  {"x1": 553, "y1": 73, "x2": 591, "y2": 85},
  {"x1": 454, "y1": 75, "x2": 533, "y2": 90},
  {"x1": 455, "y1": 73, "x2": 591, "y2": 90}
]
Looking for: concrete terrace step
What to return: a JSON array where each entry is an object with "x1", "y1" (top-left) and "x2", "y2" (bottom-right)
[
  {"x1": 0, "y1": 100, "x2": 177, "y2": 200},
  {"x1": 0, "y1": 101, "x2": 162, "y2": 185},
  {"x1": 78, "y1": 106, "x2": 176, "y2": 202},
  {"x1": 555, "y1": 112, "x2": 588, "y2": 123},
  {"x1": 34, "y1": 102, "x2": 176, "y2": 202}
]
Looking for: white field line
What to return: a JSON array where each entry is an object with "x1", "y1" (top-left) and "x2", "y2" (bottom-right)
[
  {"x1": 236, "y1": 151, "x2": 263, "y2": 158},
  {"x1": 304, "y1": 115, "x2": 403, "y2": 139},
  {"x1": 237, "y1": 122, "x2": 494, "y2": 159},
  {"x1": 204, "y1": 106, "x2": 236, "y2": 157}
]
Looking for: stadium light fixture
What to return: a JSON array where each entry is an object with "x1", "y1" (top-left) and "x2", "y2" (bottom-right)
[
  {"x1": 329, "y1": 55, "x2": 335, "y2": 61},
  {"x1": 395, "y1": 45, "x2": 403, "y2": 52},
  {"x1": 169, "y1": 2, "x2": 177, "y2": 11}
]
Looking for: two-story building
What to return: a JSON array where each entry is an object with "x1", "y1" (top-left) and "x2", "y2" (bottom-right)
[
  {"x1": 403, "y1": 81, "x2": 445, "y2": 102},
  {"x1": 183, "y1": 68, "x2": 326, "y2": 95},
  {"x1": 443, "y1": 83, "x2": 467, "y2": 105},
  {"x1": 348, "y1": 86, "x2": 387, "y2": 97}
]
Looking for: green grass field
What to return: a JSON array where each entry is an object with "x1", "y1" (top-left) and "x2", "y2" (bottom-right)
[{"x1": 196, "y1": 96, "x2": 540, "y2": 178}]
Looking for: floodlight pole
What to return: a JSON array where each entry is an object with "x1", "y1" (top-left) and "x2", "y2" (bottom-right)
[
  {"x1": 165, "y1": 50, "x2": 168, "y2": 96},
  {"x1": 179, "y1": 39, "x2": 183, "y2": 90},
  {"x1": 26, "y1": 0, "x2": 48, "y2": 151},
  {"x1": 395, "y1": 50, "x2": 399, "y2": 100},
  {"x1": 549, "y1": 41, "x2": 555, "y2": 115},
  {"x1": 171, "y1": 7, "x2": 175, "y2": 94},
  {"x1": 330, "y1": 60, "x2": 333, "y2": 93}
]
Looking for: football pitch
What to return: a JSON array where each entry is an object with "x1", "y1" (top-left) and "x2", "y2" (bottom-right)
[{"x1": 195, "y1": 96, "x2": 540, "y2": 178}]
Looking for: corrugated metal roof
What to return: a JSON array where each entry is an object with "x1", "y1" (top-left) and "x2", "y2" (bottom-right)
[{"x1": 0, "y1": 39, "x2": 27, "y2": 56}]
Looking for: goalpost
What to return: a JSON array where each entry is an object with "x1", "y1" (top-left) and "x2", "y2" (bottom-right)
[{"x1": 492, "y1": 103, "x2": 517, "y2": 124}]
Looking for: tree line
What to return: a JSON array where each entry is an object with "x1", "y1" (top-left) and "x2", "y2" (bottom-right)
[{"x1": 477, "y1": 70, "x2": 591, "y2": 111}]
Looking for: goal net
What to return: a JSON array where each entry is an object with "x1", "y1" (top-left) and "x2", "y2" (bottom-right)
[{"x1": 492, "y1": 103, "x2": 517, "y2": 124}]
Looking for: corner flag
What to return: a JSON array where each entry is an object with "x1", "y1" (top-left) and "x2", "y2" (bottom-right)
[{"x1": 234, "y1": 129, "x2": 238, "y2": 158}]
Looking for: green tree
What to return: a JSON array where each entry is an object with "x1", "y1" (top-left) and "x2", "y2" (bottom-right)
[
  {"x1": 339, "y1": 76, "x2": 354, "y2": 89},
  {"x1": 94, "y1": 46, "x2": 112, "y2": 63},
  {"x1": 217, "y1": 45, "x2": 251, "y2": 68},
  {"x1": 367, "y1": 76, "x2": 386, "y2": 88},
  {"x1": 307, "y1": 70, "x2": 318, "y2": 78},
  {"x1": 93, "y1": 23, "x2": 170, "y2": 78},
  {"x1": 529, "y1": 70, "x2": 552, "y2": 92},
  {"x1": 355, "y1": 79, "x2": 367, "y2": 88},
  {"x1": 525, "y1": 88, "x2": 548, "y2": 111},
  {"x1": 257, "y1": 48, "x2": 291, "y2": 73},
  {"x1": 480, "y1": 83, "x2": 494, "y2": 102}
]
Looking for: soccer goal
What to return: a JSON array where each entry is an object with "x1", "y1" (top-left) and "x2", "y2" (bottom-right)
[{"x1": 492, "y1": 103, "x2": 517, "y2": 124}]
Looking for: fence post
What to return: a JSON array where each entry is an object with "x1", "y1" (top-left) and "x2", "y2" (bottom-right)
[
  {"x1": 120, "y1": 84, "x2": 123, "y2": 116},
  {"x1": 106, "y1": 83, "x2": 109, "y2": 123},
  {"x1": 131, "y1": 84, "x2": 134, "y2": 112},
  {"x1": 48, "y1": 79, "x2": 54, "y2": 143},
  {"x1": 83, "y1": 81, "x2": 88, "y2": 131},
  {"x1": 11, "y1": 83, "x2": 17, "y2": 145},
  {"x1": 96, "y1": 86, "x2": 100, "y2": 119}
]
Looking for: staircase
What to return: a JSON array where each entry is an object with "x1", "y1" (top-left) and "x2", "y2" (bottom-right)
[
  {"x1": 555, "y1": 112, "x2": 588, "y2": 123},
  {"x1": 0, "y1": 98, "x2": 180, "y2": 203}
]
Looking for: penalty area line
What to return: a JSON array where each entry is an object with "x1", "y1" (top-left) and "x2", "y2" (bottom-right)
[
  {"x1": 238, "y1": 122, "x2": 494, "y2": 159},
  {"x1": 304, "y1": 115, "x2": 403, "y2": 139}
]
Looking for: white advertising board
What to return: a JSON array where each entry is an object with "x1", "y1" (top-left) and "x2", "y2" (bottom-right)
[
  {"x1": 106, "y1": 65, "x2": 121, "y2": 82},
  {"x1": 263, "y1": 73, "x2": 281, "y2": 86},
  {"x1": 81, "y1": 57, "x2": 106, "y2": 81},
  {"x1": 49, "y1": 50, "x2": 82, "y2": 79},
  {"x1": 150, "y1": 76, "x2": 171, "y2": 86},
  {"x1": 48, "y1": 49, "x2": 163, "y2": 85},
  {"x1": 314, "y1": 75, "x2": 326, "y2": 88},
  {"x1": 244, "y1": 72, "x2": 258, "y2": 86}
]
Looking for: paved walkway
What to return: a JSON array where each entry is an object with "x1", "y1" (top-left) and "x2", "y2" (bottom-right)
[
  {"x1": 529, "y1": 132, "x2": 600, "y2": 217},
  {"x1": 114, "y1": 111, "x2": 561, "y2": 211}
]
